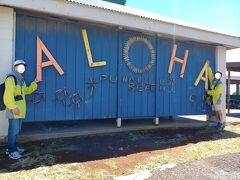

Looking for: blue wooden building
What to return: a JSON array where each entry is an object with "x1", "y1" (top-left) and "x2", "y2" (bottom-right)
[{"x1": 0, "y1": 0, "x2": 240, "y2": 132}]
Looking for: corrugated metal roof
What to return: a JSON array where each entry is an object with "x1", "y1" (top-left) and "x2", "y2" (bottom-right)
[
  {"x1": 66, "y1": 0, "x2": 239, "y2": 38},
  {"x1": 1, "y1": 0, "x2": 239, "y2": 48}
]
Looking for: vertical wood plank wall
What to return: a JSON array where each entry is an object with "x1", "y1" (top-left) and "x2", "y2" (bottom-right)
[{"x1": 15, "y1": 12, "x2": 215, "y2": 122}]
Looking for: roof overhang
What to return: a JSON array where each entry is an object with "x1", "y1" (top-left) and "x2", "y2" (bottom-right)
[
  {"x1": 226, "y1": 76, "x2": 240, "y2": 84},
  {"x1": 1, "y1": 0, "x2": 240, "y2": 49},
  {"x1": 227, "y1": 62, "x2": 240, "y2": 72}
]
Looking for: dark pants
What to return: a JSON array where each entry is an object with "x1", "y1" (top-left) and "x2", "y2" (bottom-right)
[{"x1": 7, "y1": 119, "x2": 23, "y2": 153}]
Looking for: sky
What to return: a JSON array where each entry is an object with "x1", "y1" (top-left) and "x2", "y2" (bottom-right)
[
  {"x1": 126, "y1": 0, "x2": 240, "y2": 93},
  {"x1": 126, "y1": 0, "x2": 240, "y2": 36},
  {"x1": 126, "y1": 0, "x2": 240, "y2": 63}
]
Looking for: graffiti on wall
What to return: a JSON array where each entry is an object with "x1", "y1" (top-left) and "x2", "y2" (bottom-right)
[{"x1": 31, "y1": 31, "x2": 210, "y2": 107}]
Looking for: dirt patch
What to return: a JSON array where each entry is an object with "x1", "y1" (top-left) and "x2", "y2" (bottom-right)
[{"x1": 0, "y1": 125, "x2": 240, "y2": 179}]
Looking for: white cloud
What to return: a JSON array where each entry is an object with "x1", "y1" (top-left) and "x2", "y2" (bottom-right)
[
  {"x1": 227, "y1": 48, "x2": 240, "y2": 62},
  {"x1": 226, "y1": 48, "x2": 240, "y2": 77}
]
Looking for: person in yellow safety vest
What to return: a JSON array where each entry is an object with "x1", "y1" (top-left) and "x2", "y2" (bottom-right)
[
  {"x1": 207, "y1": 66, "x2": 224, "y2": 130},
  {"x1": 3, "y1": 60, "x2": 38, "y2": 160}
]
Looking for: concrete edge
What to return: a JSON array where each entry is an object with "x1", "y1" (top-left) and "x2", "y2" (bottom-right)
[{"x1": 0, "y1": 121, "x2": 216, "y2": 144}]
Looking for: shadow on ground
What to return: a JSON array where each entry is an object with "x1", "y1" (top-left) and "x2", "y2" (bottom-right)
[
  {"x1": 0, "y1": 125, "x2": 239, "y2": 173},
  {"x1": 227, "y1": 113, "x2": 240, "y2": 118}
]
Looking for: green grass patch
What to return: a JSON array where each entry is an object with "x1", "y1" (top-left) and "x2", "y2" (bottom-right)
[
  {"x1": 133, "y1": 125, "x2": 240, "y2": 172},
  {"x1": 0, "y1": 163, "x2": 109, "y2": 180},
  {"x1": 0, "y1": 125, "x2": 239, "y2": 180}
]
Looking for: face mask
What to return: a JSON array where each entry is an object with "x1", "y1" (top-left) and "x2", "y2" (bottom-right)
[
  {"x1": 17, "y1": 64, "x2": 25, "y2": 74},
  {"x1": 214, "y1": 72, "x2": 221, "y2": 80}
]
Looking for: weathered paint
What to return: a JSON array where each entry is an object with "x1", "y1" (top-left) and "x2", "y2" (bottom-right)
[
  {"x1": 0, "y1": 6, "x2": 15, "y2": 136},
  {"x1": 15, "y1": 12, "x2": 215, "y2": 122}
]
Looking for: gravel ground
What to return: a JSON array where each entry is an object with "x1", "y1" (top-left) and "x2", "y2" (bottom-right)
[{"x1": 148, "y1": 153, "x2": 240, "y2": 180}]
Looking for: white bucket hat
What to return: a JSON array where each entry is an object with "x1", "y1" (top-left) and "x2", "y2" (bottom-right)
[{"x1": 14, "y1": 60, "x2": 27, "y2": 67}]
